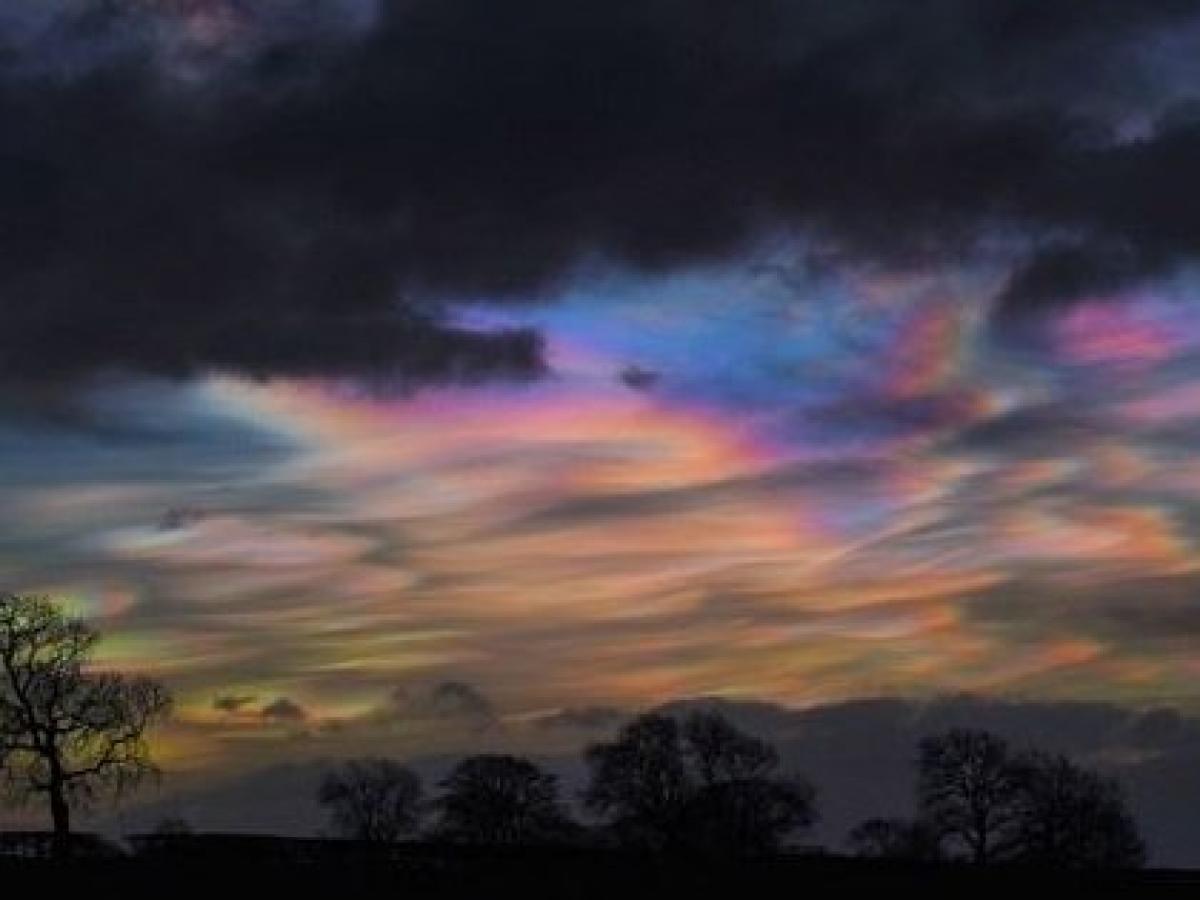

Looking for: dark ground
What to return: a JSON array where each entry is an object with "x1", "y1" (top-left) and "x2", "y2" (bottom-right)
[{"x1": 1, "y1": 843, "x2": 1198, "y2": 898}]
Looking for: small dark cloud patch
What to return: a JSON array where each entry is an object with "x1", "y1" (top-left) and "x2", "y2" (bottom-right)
[
  {"x1": 427, "y1": 681, "x2": 494, "y2": 720},
  {"x1": 618, "y1": 366, "x2": 661, "y2": 392},
  {"x1": 213, "y1": 693, "x2": 256, "y2": 714},
  {"x1": 940, "y1": 404, "x2": 1108, "y2": 458},
  {"x1": 807, "y1": 390, "x2": 985, "y2": 441},
  {"x1": 992, "y1": 240, "x2": 1163, "y2": 327},
  {"x1": 160, "y1": 506, "x2": 207, "y2": 531},
  {"x1": 381, "y1": 680, "x2": 498, "y2": 732},
  {"x1": 261, "y1": 696, "x2": 308, "y2": 723}
]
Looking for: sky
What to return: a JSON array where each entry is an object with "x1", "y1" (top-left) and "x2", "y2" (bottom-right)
[{"x1": 5, "y1": 0, "x2": 1200, "y2": 855}]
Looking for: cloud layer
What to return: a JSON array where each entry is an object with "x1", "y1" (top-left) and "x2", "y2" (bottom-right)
[{"x1": 5, "y1": 1, "x2": 1200, "y2": 379}]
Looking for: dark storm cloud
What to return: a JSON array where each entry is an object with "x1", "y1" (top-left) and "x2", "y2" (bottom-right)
[
  {"x1": 4, "y1": 0, "x2": 1200, "y2": 381},
  {"x1": 992, "y1": 240, "x2": 1161, "y2": 326}
]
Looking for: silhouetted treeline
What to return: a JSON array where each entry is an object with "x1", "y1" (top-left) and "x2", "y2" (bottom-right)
[
  {"x1": 312, "y1": 714, "x2": 1142, "y2": 871},
  {"x1": 0, "y1": 594, "x2": 1155, "y2": 878},
  {"x1": 316, "y1": 711, "x2": 813, "y2": 855},
  {"x1": 848, "y1": 727, "x2": 1145, "y2": 869}
]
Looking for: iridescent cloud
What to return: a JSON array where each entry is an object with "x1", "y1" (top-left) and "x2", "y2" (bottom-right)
[{"x1": 4, "y1": 264, "x2": 1200, "y2": 782}]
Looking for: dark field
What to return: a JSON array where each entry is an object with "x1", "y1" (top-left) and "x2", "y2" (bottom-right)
[{"x1": 1, "y1": 840, "x2": 1197, "y2": 898}]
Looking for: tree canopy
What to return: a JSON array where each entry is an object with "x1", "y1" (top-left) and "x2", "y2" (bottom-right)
[
  {"x1": 318, "y1": 757, "x2": 424, "y2": 842},
  {"x1": 916, "y1": 727, "x2": 1144, "y2": 868},
  {"x1": 917, "y1": 728, "x2": 1017, "y2": 864},
  {"x1": 584, "y1": 710, "x2": 815, "y2": 853},
  {"x1": 437, "y1": 753, "x2": 570, "y2": 845},
  {"x1": 0, "y1": 594, "x2": 171, "y2": 853}
]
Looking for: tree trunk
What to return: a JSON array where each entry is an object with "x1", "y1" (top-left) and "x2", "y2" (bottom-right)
[
  {"x1": 48, "y1": 770, "x2": 71, "y2": 860},
  {"x1": 973, "y1": 807, "x2": 989, "y2": 865}
]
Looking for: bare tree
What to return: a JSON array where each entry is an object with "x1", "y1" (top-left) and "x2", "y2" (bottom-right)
[
  {"x1": 585, "y1": 710, "x2": 816, "y2": 853},
  {"x1": 683, "y1": 710, "x2": 777, "y2": 785},
  {"x1": 318, "y1": 757, "x2": 424, "y2": 842},
  {"x1": 0, "y1": 594, "x2": 171, "y2": 856},
  {"x1": 584, "y1": 713, "x2": 691, "y2": 848},
  {"x1": 683, "y1": 773, "x2": 815, "y2": 855},
  {"x1": 679, "y1": 710, "x2": 813, "y2": 854},
  {"x1": 917, "y1": 728, "x2": 1017, "y2": 864},
  {"x1": 437, "y1": 754, "x2": 571, "y2": 845},
  {"x1": 1007, "y1": 750, "x2": 1145, "y2": 869}
]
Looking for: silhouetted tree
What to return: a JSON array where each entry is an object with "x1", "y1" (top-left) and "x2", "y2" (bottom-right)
[
  {"x1": 683, "y1": 710, "x2": 777, "y2": 785},
  {"x1": 1006, "y1": 750, "x2": 1145, "y2": 869},
  {"x1": 584, "y1": 713, "x2": 690, "y2": 848},
  {"x1": 437, "y1": 753, "x2": 572, "y2": 845},
  {"x1": 917, "y1": 728, "x2": 1016, "y2": 864},
  {"x1": 847, "y1": 817, "x2": 942, "y2": 861},
  {"x1": 683, "y1": 773, "x2": 815, "y2": 855},
  {"x1": 0, "y1": 594, "x2": 171, "y2": 857},
  {"x1": 679, "y1": 710, "x2": 814, "y2": 853},
  {"x1": 318, "y1": 758, "x2": 423, "y2": 842},
  {"x1": 585, "y1": 710, "x2": 816, "y2": 853}
]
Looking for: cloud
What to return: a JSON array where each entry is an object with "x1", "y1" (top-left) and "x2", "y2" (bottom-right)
[
  {"x1": 992, "y1": 241, "x2": 1160, "y2": 326},
  {"x1": 261, "y1": 696, "x2": 309, "y2": 723},
  {"x1": 960, "y1": 573, "x2": 1200, "y2": 645},
  {"x1": 425, "y1": 681, "x2": 494, "y2": 720},
  {"x1": 4, "y1": 1, "x2": 1200, "y2": 382},
  {"x1": 9, "y1": 371, "x2": 1199, "y2": 758},
  {"x1": 213, "y1": 693, "x2": 257, "y2": 714},
  {"x1": 372, "y1": 681, "x2": 498, "y2": 732},
  {"x1": 942, "y1": 404, "x2": 1107, "y2": 457}
]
